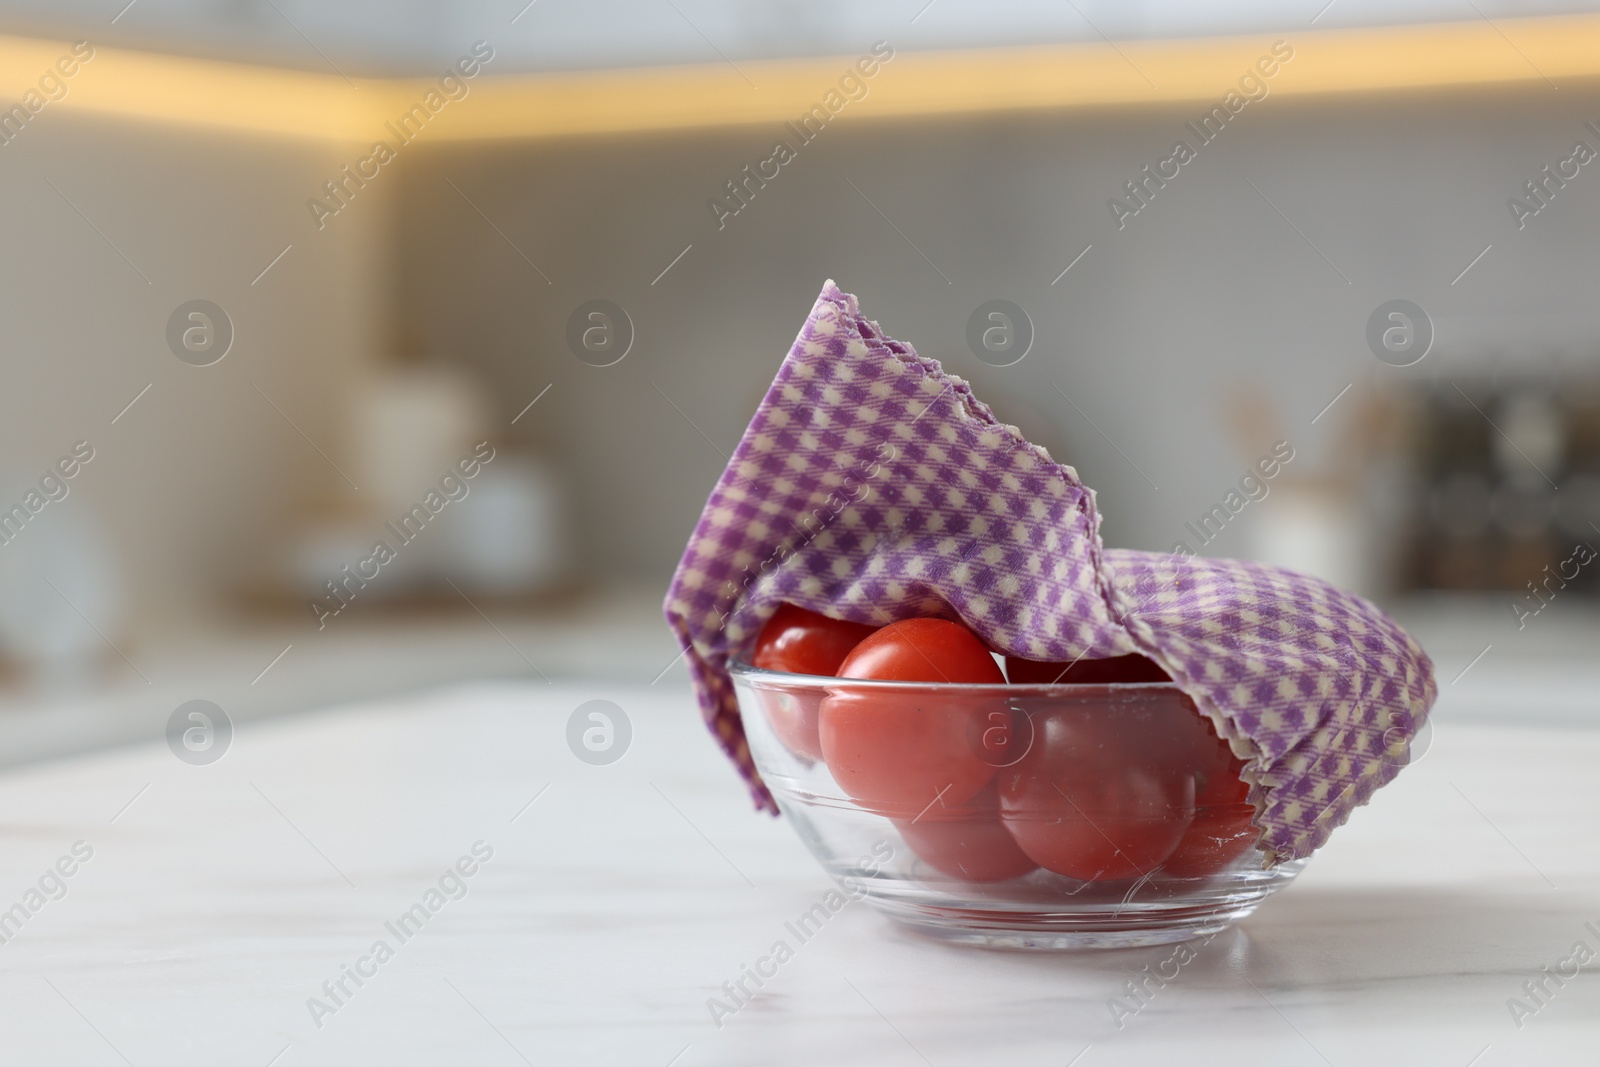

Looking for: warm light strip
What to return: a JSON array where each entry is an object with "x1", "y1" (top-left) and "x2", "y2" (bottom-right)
[{"x1": 1, "y1": 15, "x2": 1597, "y2": 145}]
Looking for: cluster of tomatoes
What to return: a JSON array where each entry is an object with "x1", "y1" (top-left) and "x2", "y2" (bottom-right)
[{"x1": 750, "y1": 605, "x2": 1258, "y2": 884}]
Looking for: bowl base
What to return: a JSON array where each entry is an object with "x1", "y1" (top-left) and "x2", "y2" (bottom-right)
[{"x1": 868, "y1": 896, "x2": 1264, "y2": 951}]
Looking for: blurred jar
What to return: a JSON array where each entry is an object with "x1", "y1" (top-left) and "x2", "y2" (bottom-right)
[
  {"x1": 0, "y1": 504, "x2": 123, "y2": 690},
  {"x1": 1245, "y1": 479, "x2": 1374, "y2": 597},
  {"x1": 352, "y1": 363, "x2": 491, "y2": 515},
  {"x1": 1493, "y1": 390, "x2": 1564, "y2": 480},
  {"x1": 437, "y1": 452, "x2": 570, "y2": 597}
]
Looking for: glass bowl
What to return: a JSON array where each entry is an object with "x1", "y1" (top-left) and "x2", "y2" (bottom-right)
[{"x1": 731, "y1": 661, "x2": 1306, "y2": 950}]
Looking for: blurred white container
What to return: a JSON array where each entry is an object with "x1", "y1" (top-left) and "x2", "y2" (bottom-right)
[
  {"x1": 286, "y1": 513, "x2": 436, "y2": 599},
  {"x1": 0, "y1": 506, "x2": 123, "y2": 689},
  {"x1": 1245, "y1": 481, "x2": 1375, "y2": 597},
  {"x1": 1227, "y1": 381, "x2": 1393, "y2": 598},
  {"x1": 351, "y1": 364, "x2": 491, "y2": 513},
  {"x1": 438, "y1": 453, "x2": 570, "y2": 596},
  {"x1": 285, "y1": 449, "x2": 569, "y2": 601},
  {"x1": 283, "y1": 363, "x2": 570, "y2": 603}
]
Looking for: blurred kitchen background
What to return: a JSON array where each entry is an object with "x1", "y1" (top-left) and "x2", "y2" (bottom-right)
[{"x1": 0, "y1": 0, "x2": 1598, "y2": 764}]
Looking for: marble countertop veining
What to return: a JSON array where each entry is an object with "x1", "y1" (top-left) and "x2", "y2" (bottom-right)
[{"x1": 0, "y1": 678, "x2": 1596, "y2": 1066}]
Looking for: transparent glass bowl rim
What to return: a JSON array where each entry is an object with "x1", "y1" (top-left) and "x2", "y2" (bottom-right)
[{"x1": 728, "y1": 659, "x2": 1185, "y2": 696}]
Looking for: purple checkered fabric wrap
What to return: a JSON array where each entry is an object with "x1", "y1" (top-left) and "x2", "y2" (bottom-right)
[{"x1": 664, "y1": 281, "x2": 1436, "y2": 863}]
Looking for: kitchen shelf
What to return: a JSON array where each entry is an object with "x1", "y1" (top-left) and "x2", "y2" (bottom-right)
[{"x1": 5, "y1": 14, "x2": 1600, "y2": 143}]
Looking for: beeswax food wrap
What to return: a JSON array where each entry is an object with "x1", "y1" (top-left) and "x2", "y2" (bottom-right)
[{"x1": 664, "y1": 281, "x2": 1436, "y2": 863}]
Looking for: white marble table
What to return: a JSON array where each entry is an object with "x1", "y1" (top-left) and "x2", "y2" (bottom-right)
[{"x1": 0, "y1": 679, "x2": 1596, "y2": 1066}]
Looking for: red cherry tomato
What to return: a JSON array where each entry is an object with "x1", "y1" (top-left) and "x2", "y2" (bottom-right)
[
  {"x1": 1004, "y1": 654, "x2": 1255, "y2": 879},
  {"x1": 1160, "y1": 726, "x2": 1257, "y2": 878},
  {"x1": 820, "y1": 618, "x2": 1006, "y2": 816},
  {"x1": 835, "y1": 618, "x2": 1005, "y2": 683},
  {"x1": 894, "y1": 784, "x2": 1038, "y2": 883},
  {"x1": 750, "y1": 605, "x2": 877, "y2": 760},
  {"x1": 752, "y1": 604, "x2": 878, "y2": 676},
  {"x1": 998, "y1": 700, "x2": 1195, "y2": 881},
  {"x1": 1005, "y1": 653, "x2": 1172, "y2": 685}
]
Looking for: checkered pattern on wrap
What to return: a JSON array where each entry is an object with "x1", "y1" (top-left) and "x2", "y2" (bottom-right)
[{"x1": 663, "y1": 280, "x2": 1436, "y2": 864}]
